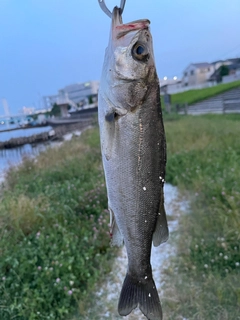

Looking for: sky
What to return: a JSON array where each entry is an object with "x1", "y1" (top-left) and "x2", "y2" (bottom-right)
[{"x1": 0, "y1": 0, "x2": 240, "y2": 114}]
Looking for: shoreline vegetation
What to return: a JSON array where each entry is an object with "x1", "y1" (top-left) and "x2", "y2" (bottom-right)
[
  {"x1": 166, "y1": 80, "x2": 240, "y2": 107},
  {"x1": 0, "y1": 113, "x2": 239, "y2": 319},
  {"x1": 163, "y1": 113, "x2": 240, "y2": 319},
  {"x1": 0, "y1": 127, "x2": 116, "y2": 319}
]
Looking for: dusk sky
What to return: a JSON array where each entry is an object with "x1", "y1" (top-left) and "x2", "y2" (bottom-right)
[{"x1": 0, "y1": 0, "x2": 240, "y2": 114}]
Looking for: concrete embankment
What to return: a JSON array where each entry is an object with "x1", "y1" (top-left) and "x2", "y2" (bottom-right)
[{"x1": 0, "y1": 119, "x2": 94, "y2": 149}]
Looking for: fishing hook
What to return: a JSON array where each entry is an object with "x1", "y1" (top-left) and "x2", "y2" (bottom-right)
[{"x1": 98, "y1": 0, "x2": 126, "y2": 18}]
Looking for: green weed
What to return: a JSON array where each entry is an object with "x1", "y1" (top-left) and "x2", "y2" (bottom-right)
[
  {"x1": 0, "y1": 128, "x2": 115, "y2": 320},
  {"x1": 170, "y1": 80, "x2": 240, "y2": 106},
  {"x1": 164, "y1": 114, "x2": 240, "y2": 319}
]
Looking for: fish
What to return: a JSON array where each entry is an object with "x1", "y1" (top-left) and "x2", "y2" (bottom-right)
[{"x1": 98, "y1": 6, "x2": 168, "y2": 320}]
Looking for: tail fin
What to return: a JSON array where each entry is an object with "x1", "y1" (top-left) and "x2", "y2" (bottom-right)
[{"x1": 118, "y1": 273, "x2": 162, "y2": 320}]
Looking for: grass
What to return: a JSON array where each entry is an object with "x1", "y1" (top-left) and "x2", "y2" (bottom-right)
[
  {"x1": 1, "y1": 114, "x2": 240, "y2": 319},
  {"x1": 163, "y1": 114, "x2": 240, "y2": 319},
  {"x1": 161, "y1": 80, "x2": 240, "y2": 110},
  {"x1": 0, "y1": 127, "x2": 116, "y2": 320}
]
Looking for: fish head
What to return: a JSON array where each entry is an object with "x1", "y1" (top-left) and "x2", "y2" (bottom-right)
[{"x1": 102, "y1": 6, "x2": 157, "y2": 112}]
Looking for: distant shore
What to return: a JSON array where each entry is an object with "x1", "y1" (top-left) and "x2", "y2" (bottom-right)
[
  {"x1": 0, "y1": 123, "x2": 48, "y2": 133},
  {"x1": 0, "y1": 119, "x2": 94, "y2": 149}
]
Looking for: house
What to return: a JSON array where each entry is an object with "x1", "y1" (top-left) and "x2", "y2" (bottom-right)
[
  {"x1": 222, "y1": 63, "x2": 240, "y2": 83},
  {"x1": 162, "y1": 57, "x2": 240, "y2": 94},
  {"x1": 182, "y1": 63, "x2": 214, "y2": 86},
  {"x1": 209, "y1": 58, "x2": 240, "y2": 83},
  {"x1": 160, "y1": 80, "x2": 182, "y2": 94}
]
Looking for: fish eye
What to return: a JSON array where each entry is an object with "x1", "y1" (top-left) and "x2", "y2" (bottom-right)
[
  {"x1": 132, "y1": 42, "x2": 149, "y2": 62},
  {"x1": 136, "y1": 45, "x2": 144, "y2": 55}
]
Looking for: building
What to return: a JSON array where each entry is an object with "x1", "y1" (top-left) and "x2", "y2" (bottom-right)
[
  {"x1": 183, "y1": 59, "x2": 240, "y2": 86},
  {"x1": 209, "y1": 58, "x2": 240, "y2": 83},
  {"x1": 43, "y1": 80, "x2": 99, "y2": 111},
  {"x1": 59, "y1": 81, "x2": 99, "y2": 106},
  {"x1": 160, "y1": 79, "x2": 182, "y2": 94},
  {"x1": 182, "y1": 63, "x2": 214, "y2": 86},
  {"x1": 160, "y1": 57, "x2": 240, "y2": 95}
]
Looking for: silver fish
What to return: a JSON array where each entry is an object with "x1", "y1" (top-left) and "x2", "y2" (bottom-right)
[{"x1": 98, "y1": 6, "x2": 168, "y2": 320}]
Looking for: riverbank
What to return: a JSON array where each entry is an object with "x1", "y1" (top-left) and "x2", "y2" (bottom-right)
[{"x1": 0, "y1": 126, "x2": 114, "y2": 320}]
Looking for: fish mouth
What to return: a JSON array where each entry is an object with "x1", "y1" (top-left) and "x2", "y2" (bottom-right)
[{"x1": 112, "y1": 6, "x2": 150, "y2": 39}]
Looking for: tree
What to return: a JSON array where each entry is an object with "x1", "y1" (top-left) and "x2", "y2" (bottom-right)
[
  {"x1": 50, "y1": 103, "x2": 61, "y2": 117},
  {"x1": 219, "y1": 65, "x2": 229, "y2": 79}
]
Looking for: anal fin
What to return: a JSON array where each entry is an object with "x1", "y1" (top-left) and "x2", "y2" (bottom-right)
[{"x1": 153, "y1": 191, "x2": 169, "y2": 247}]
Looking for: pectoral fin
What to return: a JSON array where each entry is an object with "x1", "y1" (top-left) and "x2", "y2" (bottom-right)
[
  {"x1": 99, "y1": 91, "x2": 128, "y2": 161},
  {"x1": 152, "y1": 192, "x2": 169, "y2": 247},
  {"x1": 109, "y1": 206, "x2": 124, "y2": 247}
]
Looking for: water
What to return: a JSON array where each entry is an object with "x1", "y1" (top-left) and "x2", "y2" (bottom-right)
[
  {"x1": 0, "y1": 127, "x2": 82, "y2": 183},
  {"x1": 0, "y1": 125, "x2": 52, "y2": 182},
  {"x1": 0, "y1": 143, "x2": 52, "y2": 183},
  {"x1": 0, "y1": 125, "x2": 52, "y2": 142}
]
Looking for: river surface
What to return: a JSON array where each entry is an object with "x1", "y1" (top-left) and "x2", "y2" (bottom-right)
[
  {"x1": 0, "y1": 126, "x2": 82, "y2": 183},
  {"x1": 0, "y1": 125, "x2": 52, "y2": 182},
  {"x1": 0, "y1": 143, "x2": 51, "y2": 181},
  {"x1": 0, "y1": 124, "x2": 51, "y2": 142}
]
